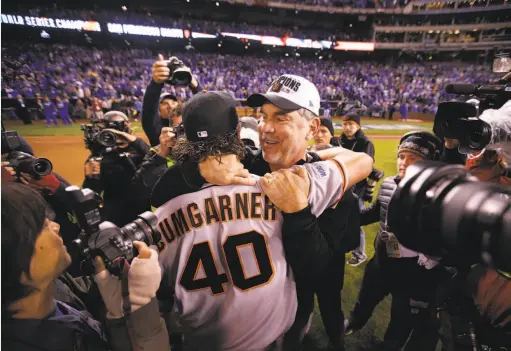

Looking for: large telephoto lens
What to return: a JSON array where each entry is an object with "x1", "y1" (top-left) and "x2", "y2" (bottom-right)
[
  {"x1": 120, "y1": 211, "x2": 161, "y2": 249},
  {"x1": 388, "y1": 161, "x2": 511, "y2": 272}
]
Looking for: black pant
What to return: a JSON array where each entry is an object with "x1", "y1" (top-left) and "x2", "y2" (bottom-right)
[
  {"x1": 350, "y1": 256, "x2": 440, "y2": 351},
  {"x1": 285, "y1": 257, "x2": 345, "y2": 350}
]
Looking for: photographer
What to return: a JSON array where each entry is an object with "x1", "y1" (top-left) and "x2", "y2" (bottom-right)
[
  {"x1": 345, "y1": 132, "x2": 446, "y2": 351},
  {"x1": 1, "y1": 133, "x2": 83, "y2": 276},
  {"x1": 1, "y1": 183, "x2": 169, "y2": 351},
  {"x1": 132, "y1": 126, "x2": 177, "y2": 213},
  {"x1": 142, "y1": 54, "x2": 203, "y2": 146},
  {"x1": 83, "y1": 111, "x2": 150, "y2": 226}
]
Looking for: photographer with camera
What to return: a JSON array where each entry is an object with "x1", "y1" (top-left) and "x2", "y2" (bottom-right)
[
  {"x1": 1, "y1": 129, "x2": 86, "y2": 276},
  {"x1": 2, "y1": 183, "x2": 169, "y2": 351},
  {"x1": 142, "y1": 54, "x2": 203, "y2": 147},
  {"x1": 345, "y1": 132, "x2": 447, "y2": 351},
  {"x1": 132, "y1": 125, "x2": 178, "y2": 213},
  {"x1": 83, "y1": 111, "x2": 150, "y2": 226}
]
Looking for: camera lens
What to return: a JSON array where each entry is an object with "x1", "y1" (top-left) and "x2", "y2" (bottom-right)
[
  {"x1": 31, "y1": 158, "x2": 52, "y2": 176},
  {"x1": 171, "y1": 69, "x2": 192, "y2": 86},
  {"x1": 98, "y1": 130, "x2": 117, "y2": 147},
  {"x1": 120, "y1": 211, "x2": 161, "y2": 249},
  {"x1": 388, "y1": 161, "x2": 511, "y2": 272},
  {"x1": 468, "y1": 121, "x2": 492, "y2": 151}
]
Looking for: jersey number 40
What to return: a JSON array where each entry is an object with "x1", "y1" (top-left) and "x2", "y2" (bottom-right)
[{"x1": 180, "y1": 231, "x2": 274, "y2": 294}]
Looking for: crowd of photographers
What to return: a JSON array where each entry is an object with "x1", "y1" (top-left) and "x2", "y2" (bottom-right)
[{"x1": 2, "y1": 54, "x2": 510, "y2": 351}]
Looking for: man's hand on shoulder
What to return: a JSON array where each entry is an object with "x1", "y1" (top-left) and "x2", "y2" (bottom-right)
[
  {"x1": 260, "y1": 167, "x2": 310, "y2": 213},
  {"x1": 199, "y1": 154, "x2": 255, "y2": 186}
]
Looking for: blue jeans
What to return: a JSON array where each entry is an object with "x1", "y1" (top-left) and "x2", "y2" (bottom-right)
[{"x1": 351, "y1": 198, "x2": 366, "y2": 259}]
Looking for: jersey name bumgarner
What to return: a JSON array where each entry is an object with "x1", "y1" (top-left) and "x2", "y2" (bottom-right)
[{"x1": 158, "y1": 192, "x2": 278, "y2": 245}]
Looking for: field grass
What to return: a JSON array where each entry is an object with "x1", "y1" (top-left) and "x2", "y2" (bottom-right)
[{"x1": 6, "y1": 119, "x2": 416, "y2": 350}]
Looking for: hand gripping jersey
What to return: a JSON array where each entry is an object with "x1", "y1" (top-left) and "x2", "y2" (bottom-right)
[{"x1": 155, "y1": 160, "x2": 345, "y2": 351}]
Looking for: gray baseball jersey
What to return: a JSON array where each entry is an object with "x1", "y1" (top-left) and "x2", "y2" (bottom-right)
[{"x1": 155, "y1": 160, "x2": 345, "y2": 351}]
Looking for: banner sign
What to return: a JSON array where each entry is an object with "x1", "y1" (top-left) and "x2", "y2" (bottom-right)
[
  {"x1": 107, "y1": 23, "x2": 183, "y2": 38},
  {"x1": 1, "y1": 13, "x2": 101, "y2": 32},
  {"x1": 1, "y1": 13, "x2": 376, "y2": 51}
]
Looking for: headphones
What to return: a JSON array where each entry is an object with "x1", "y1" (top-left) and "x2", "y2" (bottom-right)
[{"x1": 399, "y1": 131, "x2": 444, "y2": 161}]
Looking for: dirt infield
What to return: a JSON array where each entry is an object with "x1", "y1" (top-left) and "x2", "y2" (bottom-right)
[{"x1": 25, "y1": 133, "x2": 401, "y2": 187}]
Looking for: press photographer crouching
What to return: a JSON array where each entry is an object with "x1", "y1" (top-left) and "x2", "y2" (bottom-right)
[
  {"x1": 83, "y1": 111, "x2": 150, "y2": 226},
  {"x1": 1, "y1": 183, "x2": 169, "y2": 351}
]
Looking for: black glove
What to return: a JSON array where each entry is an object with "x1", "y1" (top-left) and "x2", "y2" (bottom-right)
[{"x1": 363, "y1": 168, "x2": 384, "y2": 202}]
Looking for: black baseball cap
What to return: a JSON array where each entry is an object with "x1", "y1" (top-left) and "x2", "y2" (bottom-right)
[{"x1": 182, "y1": 91, "x2": 239, "y2": 142}]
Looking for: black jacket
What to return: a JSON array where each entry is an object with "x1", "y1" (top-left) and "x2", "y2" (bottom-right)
[
  {"x1": 2, "y1": 298, "x2": 167, "y2": 351},
  {"x1": 142, "y1": 80, "x2": 203, "y2": 146},
  {"x1": 83, "y1": 138, "x2": 150, "y2": 226},
  {"x1": 334, "y1": 130, "x2": 375, "y2": 198},
  {"x1": 131, "y1": 148, "x2": 172, "y2": 213},
  {"x1": 151, "y1": 147, "x2": 360, "y2": 282}
]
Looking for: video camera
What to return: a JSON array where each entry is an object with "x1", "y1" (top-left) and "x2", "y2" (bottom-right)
[
  {"x1": 66, "y1": 186, "x2": 161, "y2": 276},
  {"x1": 1, "y1": 130, "x2": 53, "y2": 178},
  {"x1": 387, "y1": 161, "x2": 511, "y2": 273},
  {"x1": 434, "y1": 59, "x2": 511, "y2": 154},
  {"x1": 80, "y1": 119, "x2": 126, "y2": 157}
]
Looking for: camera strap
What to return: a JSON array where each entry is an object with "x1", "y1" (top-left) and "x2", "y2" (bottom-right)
[{"x1": 120, "y1": 259, "x2": 140, "y2": 351}]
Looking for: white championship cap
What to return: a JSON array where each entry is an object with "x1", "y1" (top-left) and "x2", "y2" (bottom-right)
[{"x1": 247, "y1": 74, "x2": 321, "y2": 116}]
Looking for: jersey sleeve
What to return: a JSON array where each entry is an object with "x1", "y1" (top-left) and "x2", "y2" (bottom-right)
[{"x1": 303, "y1": 160, "x2": 345, "y2": 217}]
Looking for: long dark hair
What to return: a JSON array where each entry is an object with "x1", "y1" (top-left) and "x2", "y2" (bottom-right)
[{"x1": 172, "y1": 130, "x2": 245, "y2": 164}]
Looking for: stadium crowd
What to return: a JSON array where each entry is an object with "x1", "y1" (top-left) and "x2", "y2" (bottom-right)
[{"x1": 2, "y1": 44, "x2": 502, "y2": 120}]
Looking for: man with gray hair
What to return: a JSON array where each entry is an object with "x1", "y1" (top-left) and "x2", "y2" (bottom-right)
[{"x1": 152, "y1": 74, "x2": 372, "y2": 350}]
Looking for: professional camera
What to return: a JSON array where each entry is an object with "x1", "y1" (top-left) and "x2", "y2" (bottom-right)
[
  {"x1": 387, "y1": 161, "x2": 511, "y2": 273},
  {"x1": 434, "y1": 62, "x2": 511, "y2": 154},
  {"x1": 1, "y1": 130, "x2": 53, "y2": 177},
  {"x1": 433, "y1": 101, "x2": 492, "y2": 154},
  {"x1": 80, "y1": 120, "x2": 122, "y2": 156},
  {"x1": 166, "y1": 57, "x2": 192, "y2": 86},
  {"x1": 66, "y1": 186, "x2": 162, "y2": 276}
]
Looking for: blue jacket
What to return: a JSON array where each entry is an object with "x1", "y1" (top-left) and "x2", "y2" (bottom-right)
[
  {"x1": 56, "y1": 101, "x2": 69, "y2": 117},
  {"x1": 43, "y1": 101, "x2": 57, "y2": 117}
]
